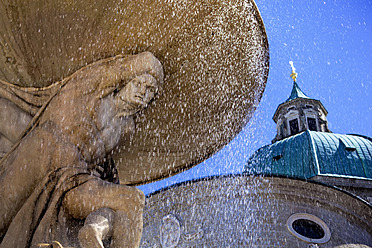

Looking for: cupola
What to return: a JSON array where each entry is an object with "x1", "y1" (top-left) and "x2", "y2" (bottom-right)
[{"x1": 272, "y1": 62, "x2": 330, "y2": 143}]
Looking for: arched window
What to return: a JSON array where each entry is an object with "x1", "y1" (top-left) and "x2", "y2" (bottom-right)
[
  {"x1": 289, "y1": 118, "x2": 299, "y2": 135},
  {"x1": 307, "y1": 117, "x2": 317, "y2": 131}
]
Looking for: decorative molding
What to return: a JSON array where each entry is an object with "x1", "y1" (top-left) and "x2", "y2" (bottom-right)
[{"x1": 160, "y1": 214, "x2": 181, "y2": 248}]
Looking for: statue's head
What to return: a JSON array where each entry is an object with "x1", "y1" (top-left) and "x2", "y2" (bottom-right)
[
  {"x1": 114, "y1": 73, "x2": 159, "y2": 117},
  {"x1": 96, "y1": 52, "x2": 164, "y2": 117},
  {"x1": 37, "y1": 52, "x2": 164, "y2": 161}
]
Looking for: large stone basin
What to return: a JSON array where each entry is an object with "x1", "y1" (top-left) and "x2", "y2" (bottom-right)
[{"x1": 0, "y1": 0, "x2": 269, "y2": 184}]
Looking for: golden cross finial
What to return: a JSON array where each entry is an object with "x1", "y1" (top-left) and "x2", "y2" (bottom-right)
[{"x1": 289, "y1": 61, "x2": 298, "y2": 82}]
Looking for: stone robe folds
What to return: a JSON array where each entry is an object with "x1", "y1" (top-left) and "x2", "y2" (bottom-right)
[{"x1": 1, "y1": 167, "x2": 93, "y2": 248}]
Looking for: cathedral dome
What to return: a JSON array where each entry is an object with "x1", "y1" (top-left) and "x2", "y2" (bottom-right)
[
  {"x1": 244, "y1": 130, "x2": 372, "y2": 181},
  {"x1": 245, "y1": 63, "x2": 372, "y2": 203}
]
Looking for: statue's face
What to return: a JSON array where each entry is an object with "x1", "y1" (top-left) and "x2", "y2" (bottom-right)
[{"x1": 115, "y1": 73, "x2": 158, "y2": 117}]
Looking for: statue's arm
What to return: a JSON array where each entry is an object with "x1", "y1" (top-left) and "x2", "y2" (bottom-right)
[{"x1": 62, "y1": 178, "x2": 145, "y2": 219}]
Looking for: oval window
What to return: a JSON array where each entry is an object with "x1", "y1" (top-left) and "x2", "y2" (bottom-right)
[
  {"x1": 292, "y1": 219, "x2": 325, "y2": 239},
  {"x1": 287, "y1": 213, "x2": 331, "y2": 243}
]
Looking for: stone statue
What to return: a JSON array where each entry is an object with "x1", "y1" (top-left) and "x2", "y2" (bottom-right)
[{"x1": 0, "y1": 52, "x2": 164, "y2": 248}]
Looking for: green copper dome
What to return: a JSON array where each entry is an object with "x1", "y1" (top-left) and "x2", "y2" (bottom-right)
[
  {"x1": 244, "y1": 130, "x2": 372, "y2": 180},
  {"x1": 285, "y1": 82, "x2": 311, "y2": 102}
]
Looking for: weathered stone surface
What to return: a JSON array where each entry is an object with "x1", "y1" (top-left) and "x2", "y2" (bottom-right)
[
  {"x1": 140, "y1": 175, "x2": 372, "y2": 247},
  {"x1": 0, "y1": 52, "x2": 161, "y2": 247},
  {"x1": 0, "y1": 0, "x2": 269, "y2": 185},
  {"x1": 0, "y1": 0, "x2": 270, "y2": 246},
  {"x1": 0, "y1": 98, "x2": 31, "y2": 157},
  {"x1": 334, "y1": 245, "x2": 372, "y2": 248}
]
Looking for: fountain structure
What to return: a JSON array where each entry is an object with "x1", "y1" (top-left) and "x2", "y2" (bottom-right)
[{"x1": 0, "y1": 0, "x2": 269, "y2": 247}]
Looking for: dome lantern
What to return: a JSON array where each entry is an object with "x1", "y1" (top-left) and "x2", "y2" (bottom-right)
[{"x1": 272, "y1": 62, "x2": 329, "y2": 143}]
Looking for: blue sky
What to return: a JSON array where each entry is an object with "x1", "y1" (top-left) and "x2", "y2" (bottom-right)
[{"x1": 138, "y1": 0, "x2": 372, "y2": 194}]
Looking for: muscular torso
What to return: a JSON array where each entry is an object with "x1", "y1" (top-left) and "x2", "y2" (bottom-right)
[
  {"x1": 0, "y1": 93, "x2": 134, "y2": 236},
  {"x1": 0, "y1": 123, "x2": 85, "y2": 236}
]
